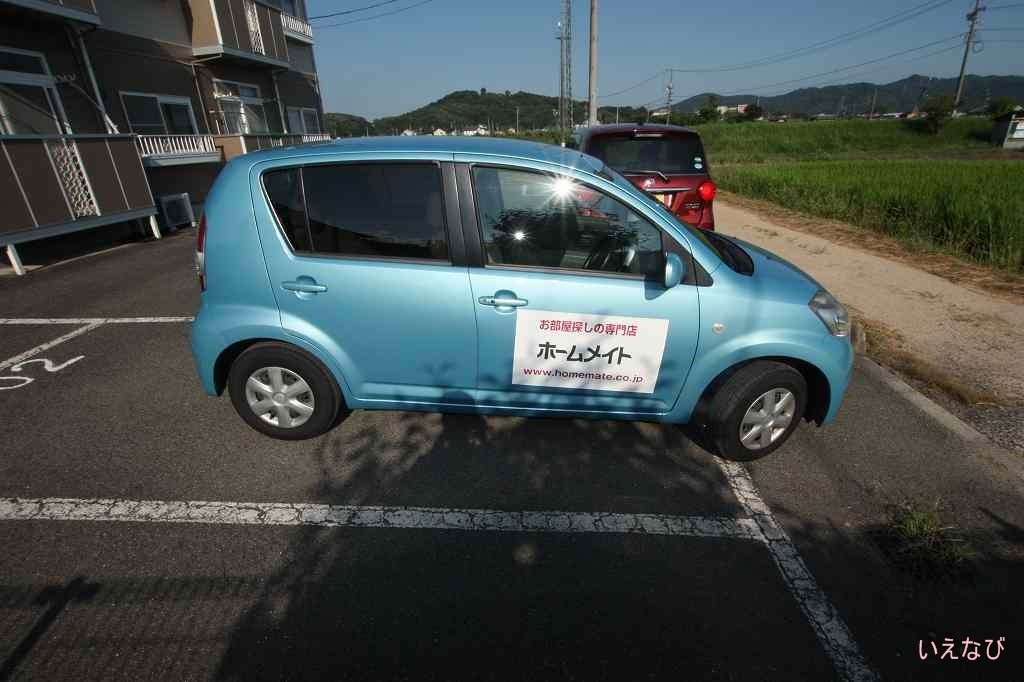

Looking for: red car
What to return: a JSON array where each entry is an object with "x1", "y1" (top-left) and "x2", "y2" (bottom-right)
[{"x1": 572, "y1": 124, "x2": 717, "y2": 230}]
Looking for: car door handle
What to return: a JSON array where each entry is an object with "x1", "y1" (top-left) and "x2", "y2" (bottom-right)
[
  {"x1": 282, "y1": 280, "x2": 328, "y2": 293},
  {"x1": 479, "y1": 295, "x2": 528, "y2": 307}
]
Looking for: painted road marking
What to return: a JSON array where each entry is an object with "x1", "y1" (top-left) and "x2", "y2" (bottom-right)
[
  {"x1": 716, "y1": 458, "x2": 877, "y2": 682},
  {"x1": 0, "y1": 322, "x2": 101, "y2": 373},
  {"x1": 0, "y1": 497, "x2": 760, "y2": 539},
  {"x1": 0, "y1": 317, "x2": 193, "y2": 324}
]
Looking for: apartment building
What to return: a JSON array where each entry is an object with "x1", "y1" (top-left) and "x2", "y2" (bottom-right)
[{"x1": 0, "y1": 0, "x2": 328, "y2": 274}]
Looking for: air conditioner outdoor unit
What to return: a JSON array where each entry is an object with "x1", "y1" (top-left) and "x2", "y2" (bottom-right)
[{"x1": 158, "y1": 193, "x2": 196, "y2": 231}]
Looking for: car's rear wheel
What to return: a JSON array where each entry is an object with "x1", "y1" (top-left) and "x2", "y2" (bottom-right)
[
  {"x1": 227, "y1": 342, "x2": 342, "y2": 440},
  {"x1": 706, "y1": 361, "x2": 807, "y2": 461}
]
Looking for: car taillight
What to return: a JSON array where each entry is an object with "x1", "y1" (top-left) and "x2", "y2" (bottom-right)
[
  {"x1": 698, "y1": 180, "x2": 717, "y2": 202},
  {"x1": 196, "y1": 214, "x2": 207, "y2": 292}
]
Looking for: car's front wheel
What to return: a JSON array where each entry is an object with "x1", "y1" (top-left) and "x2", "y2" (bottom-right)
[
  {"x1": 227, "y1": 342, "x2": 342, "y2": 440},
  {"x1": 706, "y1": 361, "x2": 807, "y2": 461}
]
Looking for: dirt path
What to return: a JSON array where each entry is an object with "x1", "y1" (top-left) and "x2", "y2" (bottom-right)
[{"x1": 714, "y1": 200, "x2": 1024, "y2": 412}]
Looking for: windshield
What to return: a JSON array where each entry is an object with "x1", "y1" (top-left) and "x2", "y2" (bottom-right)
[
  {"x1": 587, "y1": 134, "x2": 707, "y2": 175},
  {"x1": 598, "y1": 163, "x2": 726, "y2": 265}
]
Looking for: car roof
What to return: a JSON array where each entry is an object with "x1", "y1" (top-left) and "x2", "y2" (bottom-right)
[
  {"x1": 575, "y1": 123, "x2": 700, "y2": 144},
  {"x1": 235, "y1": 135, "x2": 606, "y2": 175}
]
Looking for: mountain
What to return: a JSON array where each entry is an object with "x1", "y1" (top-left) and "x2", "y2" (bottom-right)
[
  {"x1": 672, "y1": 75, "x2": 1024, "y2": 115},
  {"x1": 323, "y1": 112, "x2": 376, "y2": 138},
  {"x1": 326, "y1": 75, "x2": 1023, "y2": 135},
  {"x1": 370, "y1": 89, "x2": 648, "y2": 134}
]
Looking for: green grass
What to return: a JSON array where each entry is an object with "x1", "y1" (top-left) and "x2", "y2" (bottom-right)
[
  {"x1": 696, "y1": 118, "x2": 993, "y2": 163},
  {"x1": 877, "y1": 502, "x2": 974, "y2": 580},
  {"x1": 715, "y1": 160, "x2": 1024, "y2": 272}
]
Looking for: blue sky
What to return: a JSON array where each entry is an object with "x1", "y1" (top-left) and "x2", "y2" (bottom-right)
[{"x1": 307, "y1": 0, "x2": 1024, "y2": 118}]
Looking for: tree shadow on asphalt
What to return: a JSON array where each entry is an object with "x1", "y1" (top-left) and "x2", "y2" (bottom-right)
[{"x1": 210, "y1": 408, "x2": 838, "y2": 681}]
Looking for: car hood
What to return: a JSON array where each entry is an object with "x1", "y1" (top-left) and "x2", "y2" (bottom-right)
[{"x1": 727, "y1": 236, "x2": 823, "y2": 301}]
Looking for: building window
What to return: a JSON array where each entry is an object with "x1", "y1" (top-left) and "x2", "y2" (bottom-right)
[
  {"x1": 120, "y1": 92, "x2": 198, "y2": 135},
  {"x1": 287, "y1": 106, "x2": 320, "y2": 134},
  {"x1": 213, "y1": 79, "x2": 269, "y2": 134},
  {"x1": 0, "y1": 46, "x2": 69, "y2": 135}
]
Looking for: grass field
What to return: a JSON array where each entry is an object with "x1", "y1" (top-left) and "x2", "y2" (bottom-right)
[
  {"x1": 714, "y1": 160, "x2": 1024, "y2": 272},
  {"x1": 697, "y1": 118, "x2": 993, "y2": 163}
]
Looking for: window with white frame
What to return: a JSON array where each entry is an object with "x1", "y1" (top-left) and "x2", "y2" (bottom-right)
[
  {"x1": 120, "y1": 92, "x2": 198, "y2": 136},
  {"x1": 0, "y1": 46, "x2": 70, "y2": 135},
  {"x1": 213, "y1": 79, "x2": 269, "y2": 134},
  {"x1": 287, "y1": 106, "x2": 320, "y2": 134}
]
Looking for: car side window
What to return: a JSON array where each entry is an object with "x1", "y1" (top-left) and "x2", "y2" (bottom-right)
[
  {"x1": 264, "y1": 162, "x2": 449, "y2": 261},
  {"x1": 472, "y1": 166, "x2": 663, "y2": 278},
  {"x1": 263, "y1": 168, "x2": 312, "y2": 252}
]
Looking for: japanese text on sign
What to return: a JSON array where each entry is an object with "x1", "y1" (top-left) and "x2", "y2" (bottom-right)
[{"x1": 512, "y1": 309, "x2": 669, "y2": 394}]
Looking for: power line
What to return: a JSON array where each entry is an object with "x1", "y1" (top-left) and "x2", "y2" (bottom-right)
[
  {"x1": 309, "y1": 0, "x2": 404, "y2": 20},
  {"x1": 673, "y1": 34, "x2": 965, "y2": 106},
  {"x1": 668, "y1": 0, "x2": 954, "y2": 73},
  {"x1": 599, "y1": 70, "x2": 665, "y2": 99},
  {"x1": 315, "y1": 0, "x2": 435, "y2": 28},
  {"x1": 987, "y1": 2, "x2": 1024, "y2": 8}
]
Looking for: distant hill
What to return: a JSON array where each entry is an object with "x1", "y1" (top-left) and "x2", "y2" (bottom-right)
[
  {"x1": 369, "y1": 89, "x2": 647, "y2": 134},
  {"x1": 323, "y1": 112, "x2": 375, "y2": 138},
  {"x1": 327, "y1": 75, "x2": 1023, "y2": 135},
  {"x1": 672, "y1": 75, "x2": 1024, "y2": 115}
]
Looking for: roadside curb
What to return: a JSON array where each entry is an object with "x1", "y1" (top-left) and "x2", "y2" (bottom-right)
[{"x1": 857, "y1": 356, "x2": 987, "y2": 443}]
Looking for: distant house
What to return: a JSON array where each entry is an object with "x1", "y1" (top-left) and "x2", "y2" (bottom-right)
[
  {"x1": 716, "y1": 104, "x2": 749, "y2": 115},
  {"x1": 462, "y1": 124, "x2": 489, "y2": 136},
  {"x1": 401, "y1": 129, "x2": 417, "y2": 136},
  {"x1": 432, "y1": 128, "x2": 448, "y2": 136}
]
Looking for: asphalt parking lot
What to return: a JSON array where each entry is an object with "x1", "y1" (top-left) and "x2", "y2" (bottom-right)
[{"x1": 1, "y1": 231, "x2": 1021, "y2": 681}]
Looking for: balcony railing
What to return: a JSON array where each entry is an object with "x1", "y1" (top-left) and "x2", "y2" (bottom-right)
[
  {"x1": 5, "y1": 0, "x2": 100, "y2": 24},
  {"x1": 212, "y1": 133, "x2": 331, "y2": 161},
  {"x1": 282, "y1": 13, "x2": 314, "y2": 41},
  {"x1": 136, "y1": 134, "x2": 220, "y2": 165},
  {"x1": 0, "y1": 134, "x2": 155, "y2": 245}
]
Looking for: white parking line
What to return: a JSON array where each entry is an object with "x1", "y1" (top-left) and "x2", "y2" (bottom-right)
[
  {"x1": 0, "y1": 317, "x2": 193, "y2": 324},
  {"x1": 0, "y1": 497, "x2": 760, "y2": 539},
  {"x1": 0, "y1": 322, "x2": 102, "y2": 372},
  {"x1": 716, "y1": 458, "x2": 877, "y2": 682}
]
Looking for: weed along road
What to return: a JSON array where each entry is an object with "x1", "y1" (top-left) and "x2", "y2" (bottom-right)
[{"x1": 0, "y1": 231, "x2": 1021, "y2": 680}]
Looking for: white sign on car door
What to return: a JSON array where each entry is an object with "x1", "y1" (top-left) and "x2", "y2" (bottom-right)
[{"x1": 511, "y1": 309, "x2": 669, "y2": 394}]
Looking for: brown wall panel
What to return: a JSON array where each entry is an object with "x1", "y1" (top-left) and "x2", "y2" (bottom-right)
[
  {"x1": 106, "y1": 138, "x2": 154, "y2": 210},
  {"x1": 0, "y1": 149, "x2": 37, "y2": 236},
  {"x1": 227, "y1": 0, "x2": 250, "y2": 52},
  {"x1": 75, "y1": 138, "x2": 127, "y2": 214},
  {"x1": 61, "y1": 0, "x2": 97, "y2": 13},
  {"x1": 187, "y1": 0, "x2": 221, "y2": 48},
  {"x1": 277, "y1": 71, "x2": 320, "y2": 110},
  {"x1": 85, "y1": 30, "x2": 205, "y2": 134},
  {"x1": 3, "y1": 142, "x2": 74, "y2": 227},
  {"x1": 147, "y1": 163, "x2": 222, "y2": 204}
]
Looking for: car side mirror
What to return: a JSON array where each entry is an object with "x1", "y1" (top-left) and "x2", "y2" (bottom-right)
[{"x1": 663, "y1": 252, "x2": 685, "y2": 289}]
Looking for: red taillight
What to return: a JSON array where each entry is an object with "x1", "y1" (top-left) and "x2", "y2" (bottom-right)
[
  {"x1": 698, "y1": 180, "x2": 717, "y2": 203},
  {"x1": 196, "y1": 214, "x2": 207, "y2": 292}
]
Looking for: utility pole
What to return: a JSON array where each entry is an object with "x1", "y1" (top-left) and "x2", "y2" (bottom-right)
[
  {"x1": 587, "y1": 0, "x2": 598, "y2": 126},
  {"x1": 954, "y1": 0, "x2": 985, "y2": 111},
  {"x1": 557, "y1": 0, "x2": 573, "y2": 144},
  {"x1": 515, "y1": 106, "x2": 520, "y2": 134},
  {"x1": 869, "y1": 88, "x2": 877, "y2": 120},
  {"x1": 665, "y1": 70, "x2": 673, "y2": 124},
  {"x1": 615, "y1": 106, "x2": 619, "y2": 124}
]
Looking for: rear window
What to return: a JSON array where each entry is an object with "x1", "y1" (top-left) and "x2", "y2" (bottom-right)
[
  {"x1": 586, "y1": 133, "x2": 707, "y2": 175},
  {"x1": 263, "y1": 162, "x2": 449, "y2": 261}
]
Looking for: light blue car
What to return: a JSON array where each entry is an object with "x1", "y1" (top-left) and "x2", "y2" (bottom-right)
[{"x1": 190, "y1": 136, "x2": 852, "y2": 460}]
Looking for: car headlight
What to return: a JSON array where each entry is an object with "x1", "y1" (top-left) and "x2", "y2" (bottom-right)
[{"x1": 809, "y1": 289, "x2": 850, "y2": 337}]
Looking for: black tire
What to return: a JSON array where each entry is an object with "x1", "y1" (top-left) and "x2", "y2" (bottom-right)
[
  {"x1": 706, "y1": 361, "x2": 807, "y2": 461},
  {"x1": 227, "y1": 342, "x2": 343, "y2": 440}
]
